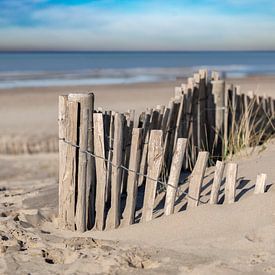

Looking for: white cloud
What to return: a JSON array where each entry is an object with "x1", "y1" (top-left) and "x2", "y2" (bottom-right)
[{"x1": 0, "y1": 2, "x2": 275, "y2": 50}]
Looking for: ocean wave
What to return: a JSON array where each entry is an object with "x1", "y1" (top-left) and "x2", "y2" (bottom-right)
[{"x1": 0, "y1": 65, "x2": 275, "y2": 89}]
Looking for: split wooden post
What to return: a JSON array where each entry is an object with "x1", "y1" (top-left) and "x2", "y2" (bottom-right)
[
  {"x1": 59, "y1": 97, "x2": 79, "y2": 230},
  {"x1": 164, "y1": 138, "x2": 187, "y2": 216},
  {"x1": 93, "y1": 113, "x2": 107, "y2": 230},
  {"x1": 209, "y1": 160, "x2": 225, "y2": 204},
  {"x1": 76, "y1": 105, "x2": 88, "y2": 232},
  {"x1": 58, "y1": 95, "x2": 68, "y2": 228},
  {"x1": 254, "y1": 173, "x2": 267, "y2": 194},
  {"x1": 223, "y1": 85, "x2": 230, "y2": 156},
  {"x1": 106, "y1": 113, "x2": 124, "y2": 229},
  {"x1": 122, "y1": 110, "x2": 135, "y2": 194},
  {"x1": 68, "y1": 93, "x2": 94, "y2": 232},
  {"x1": 106, "y1": 111, "x2": 115, "y2": 204},
  {"x1": 142, "y1": 130, "x2": 163, "y2": 223},
  {"x1": 224, "y1": 162, "x2": 238, "y2": 204},
  {"x1": 211, "y1": 80, "x2": 225, "y2": 157},
  {"x1": 63, "y1": 101, "x2": 78, "y2": 230},
  {"x1": 156, "y1": 105, "x2": 165, "y2": 129},
  {"x1": 173, "y1": 95, "x2": 184, "y2": 151},
  {"x1": 197, "y1": 70, "x2": 207, "y2": 150},
  {"x1": 122, "y1": 128, "x2": 143, "y2": 226},
  {"x1": 163, "y1": 99, "x2": 180, "y2": 171},
  {"x1": 187, "y1": 151, "x2": 209, "y2": 209},
  {"x1": 86, "y1": 93, "x2": 95, "y2": 229},
  {"x1": 137, "y1": 111, "x2": 152, "y2": 186}
]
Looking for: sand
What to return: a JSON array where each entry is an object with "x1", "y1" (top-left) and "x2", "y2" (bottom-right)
[{"x1": 0, "y1": 76, "x2": 275, "y2": 274}]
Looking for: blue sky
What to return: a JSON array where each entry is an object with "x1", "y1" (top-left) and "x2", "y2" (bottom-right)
[{"x1": 0, "y1": 0, "x2": 275, "y2": 50}]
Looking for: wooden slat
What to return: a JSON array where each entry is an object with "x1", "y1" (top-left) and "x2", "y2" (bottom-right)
[
  {"x1": 163, "y1": 100, "x2": 180, "y2": 171},
  {"x1": 142, "y1": 130, "x2": 163, "y2": 222},
  {"x1": 173, "y1": 94, "x2": 184, "y2": 150},
  {"x1": 198, "y1": 70, "x2": 207, "y2": 150},
  {"x1": 223, "y1": 85, "x2": 230, "y2": 156},
  {"x1": 68, "y1": 93, "x2": 93, "y2": 232},
  {"x1": 63, "y1": 101, "x2": 78, "y2": 230},
  {"x1": 106, "y1": 113, "x2": 124, "y2": 229},
  {"x1": 122, "y1": 128, "x2": 143, "y2": 226},
  {"x1": 122, "y1": 110, "x2": 135, "y2": 193},
  {"x1": 137, "y1": 112, "x2": 151, "y2": 187},
  {"x1": 209, "y1": 160, "x2": 225, "y2": 204},
  {"x1": 224, "y1": 162, "x2": 238, "y2": 204},
  {"x1": 76, "y1": 106, "x2": 88, "y2": 232},
  {"x1": 254, "y1": 173, "x2": 267, "y2": 194},
  {"x1": 58, "y1": 95, "x2": 68, "y2": 228},
  {"x1": 93, "y1": 113, "x2": 107, "y2": 230},
  {"x1": 211, "y1": 80, "x2": 225, "y2": 157},
  {"x1": 187, "y1": 151, "x2": 209, "y2": 209},
  {"x1": 86, "y1": 93, "x2": 95, "y2": 230},
  {"x1": 164, "y1": 138, "x2": 187, "y2": 215},
  {"x1": 156, "y1": 105, "x2": 165, "y2": 129},
  {"x1": 161, "y1": 107, "x2": 170, "y2": 135},
  {"x1": 106, "y1": 111, "x2": 115, "y2": 204},
  {"x1": 206, "y1": 80, "x2": 215, "y2": 155}
]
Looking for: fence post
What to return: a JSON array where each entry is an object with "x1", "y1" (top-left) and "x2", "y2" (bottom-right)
[
  {"x1": 209, "y1": 160, "x2": 225, "y2": 204},
  {"x1": 187, "y1": 151, "x2": 209, "y2": 209},
  {"x1": 142, "y1": 130, "x2": 163, "y2": 223},
  {"x1": 164, "y1": 138, "x2": 187, "y2": 216},
  {"x1": 106, "y1": 113, "x2": 124, "y2": 229},
  {"x1": 106, "y1": 111, "x2": 115, "y2": 204},
  {"x1": 93, "y1": 113, "x2": 107, "y2": 230},
  {"x1": 137, "y1": 111, "x2": 151, "y2": 186},
  {"x1": 173, "y1": 95, "x2": 184, "y2": 150},
  {"x1": 68, "y1": 93, "x2": 94, "y2": 232},
  {"x1": 163, "y1": 99, "x2": 180, "y2": 171},
  {"x1": 254, "y1": 173, "x2": 267, "y2": 194},
  {"x1": 211, "y1": 80, "x2": 225, "y2": 157},
  {"x1": 122, "y1": 110, "x2": 135, "y2": 194},
  {"x1": 224, "y1": 162, "x2": 238, "y2": 204},
  {"x1": 58, "y1": 95, "x2": 68, "y2": 228},
  {"x1": 122, "y1": 128, "x2": 143, "y2": 226}
]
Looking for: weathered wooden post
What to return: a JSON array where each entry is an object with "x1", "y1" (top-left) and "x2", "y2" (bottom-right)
[
  {"x1": 211, "y1": 80, "x2": 225, "y2": 158},
  {"x1": 93, "y1": 113, "x2": 107, "y2": 230},
  {"x1": 187, "y1": 151, "x2": 209, "y2": 208},
  {"x1": 224, "y1": 162, "x2": 238, "y2": 204},
  {"x1": 122, "y1": 128, "x2": 143, "y2": 226},
  {"x1": 209, "y1": 160, "x2": 225, "y2": 204},
  {"x1": 58, "y1": 95, "x2": 68, "y2": 229},
  {"x1": 58, "y1": 96, "x2": 79, "y2": 230},
  {"x1": 197, "y1": 69, "x2": 207, "y2": 151},
  {"x1": 254, "y1": 173, "x2": 267, "y2": 194},
  {"x1": 164, "y1": 138, "x2": 187, "y2": 215},
  {"x1": 142, "y1": 130, "x2": 163, "y2": 223},
  {"x1": 106, "y1": 113, "x2": 124, "y2": 229},
  {"x1": 137, "y1": 110, "x2": 152, "y2": 187},
  {"x1": 59, "y1": 93, "x2": 94, "y2": 232},
  {"x1": 68, "y1": 93, "x2": 94, "y2": 232}
]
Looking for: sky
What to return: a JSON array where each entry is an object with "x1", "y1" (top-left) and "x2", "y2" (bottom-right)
[{"x1": 0, "y1": 0, "x2": 275, "y2": 51}]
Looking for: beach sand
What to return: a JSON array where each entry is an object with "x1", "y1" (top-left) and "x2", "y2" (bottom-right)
[{"x1": 0, "y1": 76, "x2": 275, "y2": 274}]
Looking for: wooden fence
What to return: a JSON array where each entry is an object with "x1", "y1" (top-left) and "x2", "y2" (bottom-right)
[{"x1": 58, "y1": 70, "x2": 275, "y2": 232}]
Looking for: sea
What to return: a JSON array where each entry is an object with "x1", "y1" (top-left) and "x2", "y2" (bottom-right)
[{"x1": 0, "y1": 51, "x2": 275, "y2": 89}]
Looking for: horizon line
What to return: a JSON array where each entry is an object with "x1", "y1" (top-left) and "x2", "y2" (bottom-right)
[{"x1": 1, "y1": 50, "x2": 275, "y2": 53}]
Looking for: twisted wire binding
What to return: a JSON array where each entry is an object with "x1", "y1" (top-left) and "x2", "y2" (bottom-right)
[{"x1": 59, "y1": 137, "x2": 207, "y2": 204}]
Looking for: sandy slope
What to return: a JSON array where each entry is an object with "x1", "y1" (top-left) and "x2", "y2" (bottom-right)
[{"x1": 0, "y1": 142, "x2": 274, "y2": 274}]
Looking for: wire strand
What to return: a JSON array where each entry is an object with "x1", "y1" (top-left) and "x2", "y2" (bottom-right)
[{"x1": 59, "y1": 137, "x2": 207, "y2": 204}]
